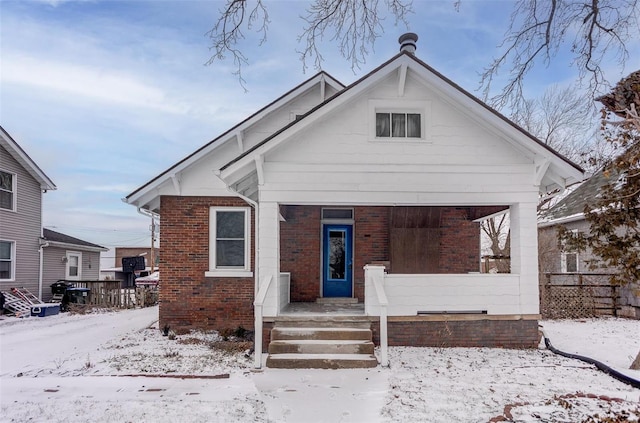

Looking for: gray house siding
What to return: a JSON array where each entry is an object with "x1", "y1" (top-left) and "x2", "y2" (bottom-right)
[
  {"x1": 41, "y1": 246, "x2": 101, "y2": 302},
  {"x1": 0, "y1": 144, "x2": 42, "y2": 297}
]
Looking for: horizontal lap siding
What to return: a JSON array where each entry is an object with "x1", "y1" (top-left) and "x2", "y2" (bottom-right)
[
  {"x1": 0, "y1": 145, "x2": 42, "y2": 296},
  {"x1": 159, "y1": 196, "x2": 255, "y2": 333}
]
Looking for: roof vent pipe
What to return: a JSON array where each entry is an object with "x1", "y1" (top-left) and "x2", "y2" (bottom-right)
[{"x1": 399, "y1": 33, "x2": 418, "y2": 54}]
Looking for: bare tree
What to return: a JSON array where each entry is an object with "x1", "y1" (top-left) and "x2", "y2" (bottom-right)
[
  {"x1": 206, "y1": 1, "x2": 638, "y2": 99},
  {"x1": 509, "y1": 83, "x2": 617, "y2": 172},
  {"x1": 481, "y1": 0, "x2": 639, "y2": 110},
  {"x1": 206, "y1": 0, "x2": 412, "y2": 86}
]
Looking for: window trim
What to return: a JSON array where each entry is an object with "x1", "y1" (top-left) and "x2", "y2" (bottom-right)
[
  {"x1": 561, "y1": 229, "x2": 579, "y2": 273},
  {"x1": 561, "y1": 251, "x2": 579, "y2": 273},
  {"x1": 0, "y1": 240, "x2": 15, "y2": 281},
  {"x1": 65, "y1": 251, "x2": 83, "y2": 280},
  {"x1": 206, "y1": 207, "x2": 252, "y2": 277},
  {"x1": 368, "y1": 100, "x2": 431, "y2": 142},
  {"x1": 0, "y1": 170, "x2": 16, "y2": 212}
]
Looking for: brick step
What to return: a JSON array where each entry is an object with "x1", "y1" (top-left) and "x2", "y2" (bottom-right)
[
  {"x1": 268, "y1": 339, "x2": 375, "y2": 355},
  {"x1": 270, "y1": 327, "x2": 372, "y2": 341},
  {"x1": 266, "y1": 353, "x2": 378, "y2": 369}
]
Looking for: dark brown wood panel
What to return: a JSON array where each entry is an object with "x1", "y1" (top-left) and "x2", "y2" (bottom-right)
[{"x1": 390, "y1": 207, "x2": 441, "y2": 273}]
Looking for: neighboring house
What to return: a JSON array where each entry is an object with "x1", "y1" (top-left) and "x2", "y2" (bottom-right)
[
  {"x1": 538, "y1": 171, "x2": 640, "y2": 318},
  {"x1": 40, "y1": 228, "x2": 108, "y2": 302},
  {"x1": 100, "y1": 246, "x2": 159, "y2": 284},
  {"x1": 125, "y1": 35, "x2": 583, "y2": 367},
  {"x1": 0, "y1": 126, "x2": 56, "y2": 300}
]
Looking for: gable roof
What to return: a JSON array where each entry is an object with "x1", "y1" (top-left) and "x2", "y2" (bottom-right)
[
  {"x1": 42, "y1": 228, "x2": 108, "y2": 252},
  {"x1": 538, "y1": 170, "x2": 614, "y2": 227},
  {"x1": 218, "y1": 52, "x2": 583, "y2": 192},
  {"x1": 125, "y1": 71, "x2": 344, "y2": 205},
  {"x1": 0, "y1": 125, "x2": 56, "y2": 191}
]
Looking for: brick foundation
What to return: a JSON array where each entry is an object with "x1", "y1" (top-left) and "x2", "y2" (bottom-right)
[{"x1": 371, "y1": 318, "x2": 539, "y2": 348}]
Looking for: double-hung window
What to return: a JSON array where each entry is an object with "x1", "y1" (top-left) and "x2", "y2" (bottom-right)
[
  {"x1": 208, "y1": 207, "x2": 251, "y2": 276},
  {"x1": 0, "y1": 170, "x2": 15, "y2": 211},
  {"x1": 375, "y1": 112, "x2": 421, "y2": 138},
  {"x1": 0, "y1": 240, "x2": 15, "y2": 280}
]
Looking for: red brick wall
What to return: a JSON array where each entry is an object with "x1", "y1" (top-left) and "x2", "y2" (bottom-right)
[
  {"x1": 371, "y1": 319, "x2": 539, "y2": 348},
  {"x1": 439, "y1": 208, "x2": 481, "y2": 273},
  {"x1": 353, "y1": 206, "x2": 389, "y2": 300},
  {"x1": 280, "y1": 206, "x2": 322, "y2": 302},
  {"x1": 159, "y1": 196, "x2": 255, "y2": 333},
  {"x1": 280, "y1": 205, "x2": 482, "y2": 301}
]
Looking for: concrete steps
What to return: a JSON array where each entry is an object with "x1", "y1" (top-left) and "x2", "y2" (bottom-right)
[{"x1": 266, "y1": 320, "x2": 378, "y2": 369}]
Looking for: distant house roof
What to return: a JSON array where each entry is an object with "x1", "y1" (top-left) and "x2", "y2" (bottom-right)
[
  {"x1": 538, "y1": 170, "x2": 616, "y2": 227},
  {"x1": 42, "y1": 228, "x2": 108, "y2": 252},
  {"x1": 0, "y1": 125, "x2": 56, "y2": 191}
]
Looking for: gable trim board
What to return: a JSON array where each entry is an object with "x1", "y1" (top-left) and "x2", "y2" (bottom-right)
[
  {"x1": 218, "y1": 52, "x2": 582, "y2": 194},
  {"x1": 125, "y1": 72, "x2": 344, "y2": 212},
  {"x1": 0, "y1": 126, "x2": 56, "y2": 192}
]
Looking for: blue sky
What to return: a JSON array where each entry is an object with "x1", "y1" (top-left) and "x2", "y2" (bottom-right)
[{"x1": 1, "y1": 0, "x2": 639, "y2": 254}]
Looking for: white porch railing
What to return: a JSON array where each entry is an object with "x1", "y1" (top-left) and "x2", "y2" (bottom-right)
[
  {"x1": 254, "y1": 274, "x2": 273, "y2": 369},
  {"x1": 381, "y1": 273, "x2": 522, "y2": 316},
  {"x1": 363, "y1": 264, "x2": 389, "y2": 367},
  {"x1": 253, "y1": 272, "x2": 291, "y2": 368},
  {"x1": 279, "y1": 272, "x2": 291, "y2": 313}
]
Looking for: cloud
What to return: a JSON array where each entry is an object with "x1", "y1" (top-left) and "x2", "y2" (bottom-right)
[{"x1": 3, "y1": 54, "x2": 187, "y2": 114}]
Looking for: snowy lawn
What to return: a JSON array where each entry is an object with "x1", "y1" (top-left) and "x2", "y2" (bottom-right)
[{"x1": 0, "y1": 308, "x2": 638, "y2": 422}]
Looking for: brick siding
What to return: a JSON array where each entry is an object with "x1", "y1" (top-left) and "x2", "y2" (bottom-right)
[
  {"x1": 159, "y1": 196, "x2": 255, "y2": 333},
  {"x1": 371, "y1": 319, "x2": 539, "y2": 348}
]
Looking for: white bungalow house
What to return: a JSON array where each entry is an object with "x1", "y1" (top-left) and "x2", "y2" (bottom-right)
[{"x1": 125, "y1": 34, "x2": 583, "y2": 368}]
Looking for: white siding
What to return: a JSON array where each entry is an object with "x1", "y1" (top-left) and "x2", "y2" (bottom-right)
[
  {"x1": 381, "y1": 274, "x2": 522, "y2": 316},
  {"x1": 259, "y1": 72, "x2": 538, "y2": 205},
  {"x1": 156, "y1": 83, "x2": 333, "y2": 200}
]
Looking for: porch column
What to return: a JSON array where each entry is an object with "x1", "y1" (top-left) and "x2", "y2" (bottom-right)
[
  {"x1": 510, "y1": 201, "x2": 539, "y2": 315},
  {"x1": 257, "y1": 201, "x2": 280, "y2": 315}
]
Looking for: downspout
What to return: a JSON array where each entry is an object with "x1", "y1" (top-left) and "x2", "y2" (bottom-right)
[
  {"x1": 38, "y1": 241, "x2": 49, "y2": 300},
  {"x1": 214, "y1": 171, "x2": 261, "y2": 366},
  {"x1": 137, "y1": 207, "x2": 160, "y2": 273}
]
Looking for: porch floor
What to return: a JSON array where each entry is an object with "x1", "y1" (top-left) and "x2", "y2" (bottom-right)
[{"x1": 280, "y1": 302, "x2": 365, "y2": 316}]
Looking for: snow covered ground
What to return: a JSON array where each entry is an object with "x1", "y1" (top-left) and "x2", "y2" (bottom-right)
[{"x1": 1, "y1": 307, "x2": 638, "y2": 422}]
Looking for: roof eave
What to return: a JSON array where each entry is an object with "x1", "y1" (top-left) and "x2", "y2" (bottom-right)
[
  {"x1": 0, "y1": 125, "x2": 57, "y2": 191},
  {"x1": 124, "y1": 71, "x2": 345, "y2": 205}
]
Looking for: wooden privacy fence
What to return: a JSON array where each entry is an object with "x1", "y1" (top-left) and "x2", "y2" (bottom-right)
[
  {"x1": 65, "y1": 280, "x2": 158, "y2": 309},
  {"x1": 541, "y1": 273, "x2": 619, "y2": 319}
]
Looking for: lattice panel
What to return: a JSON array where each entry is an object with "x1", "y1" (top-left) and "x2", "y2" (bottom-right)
[{"x1": 542, "y1": 286, "x2": 596, "y2": 319}]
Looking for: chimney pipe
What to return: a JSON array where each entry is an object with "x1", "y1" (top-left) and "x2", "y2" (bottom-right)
[{"x1": 399, "y1": 33, "x2": 418, "y2": 54}]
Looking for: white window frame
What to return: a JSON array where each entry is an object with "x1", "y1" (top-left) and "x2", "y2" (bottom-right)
[
  {"x1": 561, "y1": 229, "x2": 579, "y2": 273},
  {"x1": 0, "y1": 240, "x2": 15, "y2": 281},
  {"x1": 65, "y1": 251, "x2": 83, "y2": 280},
  {"x1": 0, "y1": 170, "x2": 16, "y2": 212},
  {"x1": 368, "y1": 100, "x2": 431, "y2": 142},
  {"x1": 561, "y1": 251, "x2": 579, "y2": 273},
  {"x1": 206, "y1": 207, "x2": 252, "y2": 277}
]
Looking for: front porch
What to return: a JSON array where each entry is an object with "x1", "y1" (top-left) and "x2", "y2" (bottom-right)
[{"x1": 252, "y1": 202, "x2": 540, "y2": 368}]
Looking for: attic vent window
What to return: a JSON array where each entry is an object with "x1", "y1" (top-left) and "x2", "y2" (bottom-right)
[
  {"x1": 376, "y1": 112, "x2": 421, "y2": 138},
  {"x1": 322, "y1": 208, "x2": 354, "y2": 220}
]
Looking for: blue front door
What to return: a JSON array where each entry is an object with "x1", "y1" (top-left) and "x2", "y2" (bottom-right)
[{"x1": 322, "y1": 224, "x2": 353, "y2": 297}]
